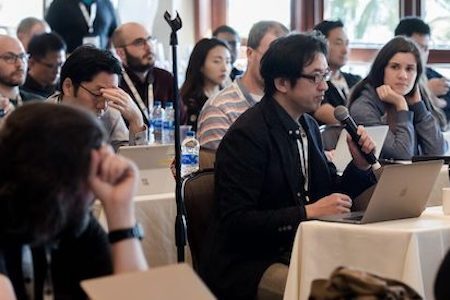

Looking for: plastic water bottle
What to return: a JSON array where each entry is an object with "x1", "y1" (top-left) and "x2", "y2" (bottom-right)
[
  {"x1": 162, "y1": 102, "x2": 175, "y2": 144},
  {"x1": 151, "y1": 101, "x2": 165, "y2": 143},
  {"x1": 181, "y1": 131, "x2": 200, "y2": 177}
]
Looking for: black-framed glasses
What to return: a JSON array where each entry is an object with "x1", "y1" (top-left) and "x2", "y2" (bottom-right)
[
  {"x1": 300, "y1": 71, "x2": 332, "y2": 84},
  {"x1": 0, "y1": 52, "x2": 29, "y2": 64},
  {"x1": 118, "y1": 36, "x2": 155, "y2": 48},
  {"x1": 79, "y1": 84, "x2": 102, "y2": 98},
  {"x1": 36, "y1": 59, "x2": 64, "y2": 69}
]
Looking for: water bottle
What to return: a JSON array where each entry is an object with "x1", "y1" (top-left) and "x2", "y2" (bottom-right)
[
  {"x1": 181, "y1": 131, "x2": 200, "y2": 177},
  {"x1": 151, "y1": 101, "x2": 165, "y2": 143},
  {"x1": 162, "y1": 102, "x2": 175, "y2": 144}
]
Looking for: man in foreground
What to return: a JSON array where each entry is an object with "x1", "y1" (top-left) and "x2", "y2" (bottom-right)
[{"x1": 200, "y1": 32, "x2": 376, "y2": 300}]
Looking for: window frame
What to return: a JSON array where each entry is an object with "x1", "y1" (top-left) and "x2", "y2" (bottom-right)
[{"x1": 195, "y1": 0, "x2": 449, "y2": 63}]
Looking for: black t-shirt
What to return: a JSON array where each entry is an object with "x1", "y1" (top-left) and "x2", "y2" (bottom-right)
[{"x1": 0, "y1": 216, "x2": 112, "y2": 300}]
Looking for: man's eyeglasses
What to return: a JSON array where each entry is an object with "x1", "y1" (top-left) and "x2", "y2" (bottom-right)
[
  {"x1": 118, "y1": 36, "x2": 155, "y2": 48},
  {"x1": 36, "y1": 59, "x2": 64, "y2": 69},
  {"x1": 0, "y1": 52, "x2": 29, "y2": 64},
  {"x1": 79, "y1": 84, "x2": 103, "y2": 98},
  {"x1": 300, "y1": 71, "x2": 332, "y2": 84}
]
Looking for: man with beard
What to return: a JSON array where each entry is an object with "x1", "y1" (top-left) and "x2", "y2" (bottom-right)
[
  {"x1": 0, "y1": 35, "x2": 43, "y2": 118},
  {"x1": 22, "y1": 32, "x2": 67, "y2": 98},
  {"x1": 112, "y1": 22, "x2": 174, "y2": 126}
]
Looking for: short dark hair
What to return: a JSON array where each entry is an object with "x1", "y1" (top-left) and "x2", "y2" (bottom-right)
[
  {"x1": 313, "y1": 20, "x2": 344, "y2": 37},
  {"x1": 260, "y1": 32, "x2": 328, "y2": 97},
  {"x1": 59, "y1": 45, "x2": 122, "y2": 93},
  {"x1": 247, "y1": 21, "x2": 289, "y2": 50},
  {"x1": 350, "y1": 36, "x2": 423, "y2": 103},
  {"x1": 28, "y1": 32, "x2": 66, "y2": 60},
  {"x1": 0, "y1": 102, "x2": 106, "y2": 245},
  {"x1": 212, "y1": 25, "x2": 239, "y2": 39},
  {"x1": 394, "y1": 17, "x2": 431, "y2": 37}
]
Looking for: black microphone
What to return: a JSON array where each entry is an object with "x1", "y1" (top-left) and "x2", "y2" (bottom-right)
[{"x1": 334, "y1": 105, "x2": 381, "y2": 170}]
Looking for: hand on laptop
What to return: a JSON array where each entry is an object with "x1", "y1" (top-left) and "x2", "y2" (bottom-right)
[{"x1": 305, "y1": 193, "x2": 352, "y2": 218}]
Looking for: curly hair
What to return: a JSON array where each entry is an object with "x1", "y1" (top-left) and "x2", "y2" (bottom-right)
[{"x1": 0, "y1": 102, "x2": 106, "y2": 245}]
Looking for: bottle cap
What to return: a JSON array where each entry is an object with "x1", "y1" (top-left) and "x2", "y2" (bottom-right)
[
  {"x1": 186, "y1": 131, "x2": 195, "y2": 137},
  {"x1": 165, "y1": 101, "x2": 173, "y2": 108},
  {"x1": 154, "y1": 100, "x2": 162, "y2": 106}
]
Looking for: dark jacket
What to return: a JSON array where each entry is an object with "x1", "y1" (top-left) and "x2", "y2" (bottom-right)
[
  {"x1": 119, "y1": 66, "x2": 174, "y2": 125},
  {"x1": 46, "y1": 0, "x2": 117, "y2": 52},
  {"x1": 323, "y1": 71, "x2": 361, "y2": 108},
  {"x1": 199, "y1": 95, "x2": 375, "y2": 299}
]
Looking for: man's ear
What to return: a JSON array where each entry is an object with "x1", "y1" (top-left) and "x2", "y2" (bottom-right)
[
  {"x1": 28, "y1": 57, "x2": 36, "y2": 68},
  {"x1": 62, "y1": 78, "x2": 74, "y2": 96},
  {"x1": 114, "y1": 47, "x2": 126, "y2": 63},
  {"x1": 274, "y1": 78, "x2": 290, "y2": 94}
]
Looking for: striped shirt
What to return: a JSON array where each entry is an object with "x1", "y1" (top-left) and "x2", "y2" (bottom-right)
[{"x1": 197, "y1": 80, "x2": 261, "y2": 150}]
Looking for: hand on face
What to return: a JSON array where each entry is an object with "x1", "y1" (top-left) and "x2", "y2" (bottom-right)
[
  {"x1": 88, "y1": 145, "x2": 139, "y2": 228},
  {"x1": 427, "y1": 78, "x2": 449, "y2": 97},
  {"x1": 0, "y1": 96, "x2": 14, "y2": 116},
  {"x1": 101, "y1": 87, "x2": 145, "y2": 132},
  {"x1": 404, "y1": 85, "x2": 421, "y2": 105},
  {"x1": 376, "y1": 84, "x2": 408, "y2": 111},
  {"x1": 305, "y1": 193, "x2": 352, "y2": 218},
  {"x1": 346, "y1": 125, "x2": 376, "y2": 170}
]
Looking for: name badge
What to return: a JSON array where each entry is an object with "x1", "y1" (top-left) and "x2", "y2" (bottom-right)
[{"x1": 82, "y1": 35, "x2": 100, "y2": 48}]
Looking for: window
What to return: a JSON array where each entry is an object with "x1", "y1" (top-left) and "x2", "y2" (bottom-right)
[
  {"x1": 323, "y1": 0, "x2": 399, "y2": 47},
  {"x1": 423, "y1": 0, "x2": 450, "y2": 49},
  {"x1": 227, "y1": 0, "x2": 290, "y2": 39},
  {"x1": 0, "y1": 0, "x2": 44, "y2": 29}
]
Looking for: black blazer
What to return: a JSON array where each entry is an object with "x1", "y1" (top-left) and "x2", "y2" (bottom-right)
[
  {"x1": 199, "y1": 96, "x2": 375, "y2": 299},
  {"x1": 323, "y1": 71, "x2": 361, "y2": 108}
]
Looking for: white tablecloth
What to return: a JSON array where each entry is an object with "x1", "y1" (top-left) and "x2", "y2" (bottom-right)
[
  {"x1": 284, "y1": 207, "x2": 450, "y2": 300},
  {"x1": 97, "y1": 192, "x2": 191, "y2": 267}
]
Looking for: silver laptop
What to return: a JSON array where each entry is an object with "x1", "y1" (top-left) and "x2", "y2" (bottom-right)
[
  {"x1": 319, "y1": 160, "x2": 443, "y2": 224},
  {"x1": 332, "y1": 125, "x2": 389, "y2": 173},
  {"x1": 81, "y1": 263, "x2": 216, "y2": 300},
  {"x1": 118, "y1": 144, "x2": 175, "y2": 195}
]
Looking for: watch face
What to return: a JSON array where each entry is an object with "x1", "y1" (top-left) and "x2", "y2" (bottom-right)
[{"x1": 134, "y1": 223, "x2": 144, "y2": 239}]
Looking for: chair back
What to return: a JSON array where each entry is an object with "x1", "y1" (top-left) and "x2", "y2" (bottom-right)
[
  {"x1": 182, "y1": 169, "x2": 215, "y2": 270},
  {"x1": 199, "y1": 147, "x2": 216, "y2": 170}
]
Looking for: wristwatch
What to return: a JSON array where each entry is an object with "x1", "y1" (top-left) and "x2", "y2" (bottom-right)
[{"x1": 108, "y1": 223, "x2": 144, "y2": 244}]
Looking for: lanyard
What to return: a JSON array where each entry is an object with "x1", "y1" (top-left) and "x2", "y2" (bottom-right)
[
  {"x1": 295, "y1": 124, "x2": 309, "y2": 202},
  {"x1": 79, "y1": 2, "x2": 97, "y2": 33},
  {"x1": 122, "y1": 69, "x2": 153, "y2": 123},
  {"x1": 22, "y1": 245, "x2": 54, "y2": 300}
]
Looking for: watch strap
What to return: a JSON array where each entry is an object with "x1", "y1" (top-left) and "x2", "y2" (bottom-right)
[{"x1": 108, "y1": 223, "x2": 144, "y2": 243}]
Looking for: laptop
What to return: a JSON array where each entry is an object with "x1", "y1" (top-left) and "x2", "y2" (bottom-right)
[
  {"x1": 118, "y1": 144, "x2": 175, "y2": 195},
  {"x1": 332, "y1": 125, "x2": 389, "y2": 173},
  {"x1": 81, "y1": 263, "x2": 216, "y2": 300},
  {"x1": 318, "y1": 160, "x2": 443, "y2": 224}
]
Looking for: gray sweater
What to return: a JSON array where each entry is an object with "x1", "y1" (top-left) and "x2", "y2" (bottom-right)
[{"x1": 349, "y1": 84, "x2": 447, "y2": 160}]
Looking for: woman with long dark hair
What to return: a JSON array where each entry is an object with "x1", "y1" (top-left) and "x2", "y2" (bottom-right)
[
  {"x1": 349, "y1": 36, "x2": 446, "y2": 160},
  {"x1": 181, "y1": 38, "x2": 231, "y2": 131}
]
